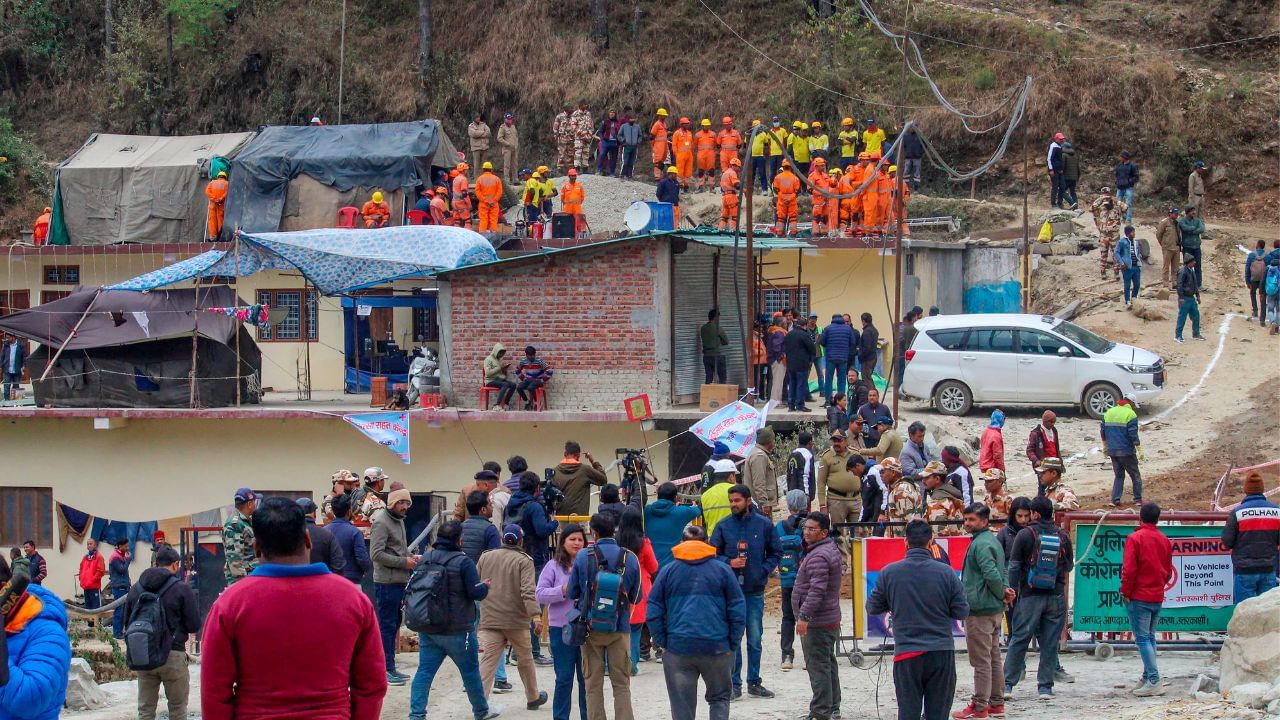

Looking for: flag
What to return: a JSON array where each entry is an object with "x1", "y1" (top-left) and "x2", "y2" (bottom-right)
[
  {"x1": 343, "y1": 411, "x2": 411, "y2": 464},
  {"x1": 689, "y1": 401, "x2": 762, "y2": 457}
]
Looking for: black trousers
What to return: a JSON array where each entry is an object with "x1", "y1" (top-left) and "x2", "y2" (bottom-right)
[
  {"x1": 703, "y1": 355, "x2": 727, "y2": 384},
  {"x1": 893, "y1": 649, "x2": 957, "y2": 720},
  {"x1": 780, "y1": 586, "x2": 796, "y2": 659}
]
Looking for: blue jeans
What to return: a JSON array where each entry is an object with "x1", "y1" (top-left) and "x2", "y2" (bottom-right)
[
  {"x1": 630, "y1": 623, "x2": 643, "y2": 672},
  {"x1": 549, "y1": 627, "x2": 587, "y2": 720},
  {"x1": 621, "y1": 145, "x2": 637, "y2": 178},
  {"x1": 751, "y1": 157, "x2": 769, "y2": 192},
  {"x1": 1126, "y1": 600, "x2": 1162, "y2": 684},
  {"x1": 111, "y1": 586, "x2": 129, "y2": 637},
  {"x1": 409, "y1": 633, "x2": 490, "y2": 720},
  {"x1": 768, "y1": 156, "x2": 782, "y2": 188},
  {"x1": 1234, "y1": 572, "x2": 1279, "y2": 603},
  {"x1": 788, "y1": 370, "x2": 810, "y2": 410},
  {"x1": 1117, "y1": 187, "x2": 1134, "y2": 223},
  {"x1": 1003, "y1": 592, "x2": 1066, "y2": 693},
  {"x1": 812, "y1": 356, "x2": 825, "y2": 399},
  {"x1": 1176, "y1": 296, "x2": 1201, "y2": 339},
  {"x1": 2, "y1": 372, "x2": 19, "y2": 401},
  {"x1": 374, "y1": 582, "x2": 406, "y2": 672},
  {"x1": 1185, "y1": 246, "x2": 1203, "y2": 287},
  {"x1": 732, "y1": 592, "x2": 765, "y2": 688},
  {"x1": 1121, "y1": 267, "x2": 1141, "y2": 303},
  {"x1": 823, "y1": 361, "x2": 848, "y2": 402},
  {"x1": 598, "y1": 139, "x2": 619, "y2": 176}
]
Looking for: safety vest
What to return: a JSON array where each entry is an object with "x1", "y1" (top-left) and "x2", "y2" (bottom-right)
[
  {"x1": 721, "y1": 168, "x2": 740, "y2": 193},
  {"x1": 768, "y1": 128, "x2": 788, "y2": 156},
  {"x1": 452, "y1": 174, "x2": 470, "y2": 201},
  {"x1": 789, "y1": 135, "x2": 811, "y2": 163},
  {"x1": 540, "y1": 178, "x2": 556, "y2": 202},
  {"x1": 562, "y1": 181, "x2": 585, "y2": 206},
  {"x1": 672, "y1": 129, "x2": 694, "y2": 154},
  {"x1": 650, "y1": 120, "x2": 668, "y2": 141},
  {"x1": 523, "y1": 179, "x2": 543, "y2": 206},
  {"x1": 773, "y1": 170, "x2": 800, "y2": 197},
  {"x1": 838, "y1": 130, "x2": 858, "y2": 157},
  {"x1": 475, "y1": 172, "x2": 502, "y2": 203},
  {"x1": 809, "y1": 134, "x2": 830, "y2": 153},
  {"x1": 717, "y1": 129, "x2": 742, "y2": 153},
  {"x1": 750, "y1": 131, "x2": 770, "y2": 158},
  {"x1": 694, "y1": 130, "x2": 717, "y2": 152}
]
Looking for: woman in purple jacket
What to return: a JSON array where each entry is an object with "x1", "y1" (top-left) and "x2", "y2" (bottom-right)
[{"x1": 536, "y1": 524, "x2": 588, "y2": 720}]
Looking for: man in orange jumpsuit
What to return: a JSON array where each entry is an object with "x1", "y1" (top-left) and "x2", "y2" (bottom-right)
[
  {"x1": 205, "y1": 171, "x2": 229, "y2": 240},
  {"x1": 826, "y1": 167, "x2": 844, "y2": 235},
  {"x1": 717, "y1": 116, "x2": 742, "y2": 175},
  {"x1": 451, "y1": 163, "x2": 472, "y2": 229},
  {"x1": 473, "y1": 161, "x2": 503, "y2": 232},
  {"x1": 842, "y1": 154, "x2": 868, "y2": 234},
  {"x1": 429, "y1": 187, "x2": 450, "y2": 225},
  {"x1": 362, "y1": 190, "x2": 391, "y2": 228},
  {"x1": 853, "y1": 152, "x2": 876, "y2": 232},
  {"x1": 865, "y1": 156, "x2": 892, "y2": 234},
  {"x1": 650, "y1": 108, "x2": 670, "y2": 181},
  {"x1": 671, "y1": 117, "x2": 694, "y2": 190},
  {"x1": 720, "y1": 158, "x2": 741, "y2": 230},
  {"x1": 561, "y1": 168, "x2": 586, "y2": 216},
  {"x1": 888, "y1": 165, "x2": 911, "y2": 236},
  {"x1": 694, "y1": 119, "x2": 718, "y2": 192},
  {"x1": 808, "y1": 157, "x2": 830, "y2": 235},
  {"x1": 32, "y1": 207, "x2": 52, "y2": 245},
  {"x1": 772, "y1": 160, "x2": 801, "y2": 236}
]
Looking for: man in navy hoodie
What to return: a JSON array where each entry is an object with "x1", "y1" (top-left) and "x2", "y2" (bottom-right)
[
  {"x1": 819, "y1": 314, "x2": 854, "y2": 407},
  {"x1": 710, "y1": 484, "x2": 781, "y2": 700}
]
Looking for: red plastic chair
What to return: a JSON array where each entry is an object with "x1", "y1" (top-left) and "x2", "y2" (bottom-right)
[
  {"x1": 533, "y1": 383, "x2": 549, "y2": 411},
  {"x1": 336, "y1": 206, "x2": 360, "y2": 229},
  {"x1": 407, "y1": 209, "x2": 430, "y2": 225},
  {"x1": 479, "y1": 372, "x2": 501, "y2": 410}
]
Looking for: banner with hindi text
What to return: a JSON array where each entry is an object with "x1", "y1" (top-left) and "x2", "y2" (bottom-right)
[{"x1": 343, "y1": 412, "x2": 411, "y2": 464}]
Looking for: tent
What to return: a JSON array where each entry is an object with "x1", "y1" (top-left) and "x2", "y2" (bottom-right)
[
  {"x1": 222, "y1": 120, "x2": 460, "y2": 234},
  {"x1": 0, "y1": 287, "x2": 260, "y2": 408},
  {"x1": 49, "y1": 132, "x2": 256, "y2": 246},
  {"x1": 107, "y1": 225, "x2": 498, "y2": 295}
]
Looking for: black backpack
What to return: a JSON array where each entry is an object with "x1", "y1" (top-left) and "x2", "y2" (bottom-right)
[
  {"x1": 124, "y1": 577, "x2": 179, "y2": 671},
  {"x1": 404, "y1": 550, "x2": 469, "y2": 633}
]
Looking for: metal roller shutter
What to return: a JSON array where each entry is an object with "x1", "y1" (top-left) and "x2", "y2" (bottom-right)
[{"x1": 672, "y1": 247, "x2": 717, "y2": 402}]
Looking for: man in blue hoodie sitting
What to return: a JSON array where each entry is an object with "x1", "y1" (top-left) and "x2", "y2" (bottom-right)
[
  {"x1": 710, "y1": 484, "x2": 781, "y2": 700},
  {"x1": 648, "y1": 524, "x2": 745, "y2": 720}
]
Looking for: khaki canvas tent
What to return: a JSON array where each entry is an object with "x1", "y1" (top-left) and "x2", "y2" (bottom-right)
[{"x1": 48, "y1": 132, "x2": 256, "y2": 246}]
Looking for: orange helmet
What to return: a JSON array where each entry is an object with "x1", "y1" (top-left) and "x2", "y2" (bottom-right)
[
  {"x1": 730, "y1": 158, "x2": 742, "y2": 167},
  {"x1": 870, "y1": 153, "x2": 882, "y2": 161},
  {"x1": 567, "y1": 168, "x2": 578, "y2": 177},
  {"x1": 857, "y1": 152, "x2": 871, "y2": 161},
  {"x1": 678, "y1": 116, "x2": 691, "y2": 125},
  {"x1": 812, "y1": 157, "x2": 826, "y2": 166},
  {"x1": 722, "y1": 116, "x2": 733, "y2": 125},
  {"x1": 457, "y1": 161, "x2": 469, "y2": 171}
]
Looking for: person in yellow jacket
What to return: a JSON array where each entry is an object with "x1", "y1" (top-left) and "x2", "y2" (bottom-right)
[
  {"x1": 749, "y1": 120, "x2": 770, "y2": 194},
  {"x1": 837, "y1": 117, "x2": 859, "y2": 172},
  {"x1": 862, "y1": 118, "x2": 887, "y2": 157},
  {"x1": 719, "y1": 158, "x2": 742, "y2": 231},
  {"x1": 522, "y1": 169, "x2": 543, "y2": 225},
  {"x1": 808, "y1": 121, "x2": 830, "y2": 166},
  {"x1": 766, "y1": 117, "x2": 788, "y2": 192},
  {"x1": 788, "y1": 121, "x2": 812, "y2": 181},
  {"x1": 537, "y1": 165, "x2": 556, "y2": 218},
  {"x1": 808, "y1": 157, "x2": 831, "y2": 235}
]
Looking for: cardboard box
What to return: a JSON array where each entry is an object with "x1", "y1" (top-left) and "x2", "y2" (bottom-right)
[{"x1": 699, "y1": 384, "x2": 739, "y2": 412}]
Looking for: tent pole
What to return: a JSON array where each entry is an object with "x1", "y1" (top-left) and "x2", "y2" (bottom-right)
[
  {"x1": 304, "y1": 278, "x2": 313, "y2": 401},
  {"x1": 234, "y1": 229, "x2": 242, "y2": 407},
  {"x1": 190, "y1": 277, "x2": 199, "y2": 408},
  {"x1": 37, "y1": 287, "x2": 101, "y2": 382}
]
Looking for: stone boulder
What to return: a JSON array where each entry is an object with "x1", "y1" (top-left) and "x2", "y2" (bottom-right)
[
  {"x1": 1130, "y1": 297, "x2": 1169, "y2": 321},
  {"x1": 1227, "y1": 682, "x2": 1272, "y2": 710},
  {"x1": 65, "y1": 657, "x2": 108, "y2": 711},
  {"x1": 1221, "y1": 587, "x2": 1280, "y2": 694}
]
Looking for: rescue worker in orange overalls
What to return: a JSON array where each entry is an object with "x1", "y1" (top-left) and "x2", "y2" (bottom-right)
[
  {"x1": 32, "y1": 207, "x2": 52, "y2": 246},
  {"x1": 851, "y1": 152, "x2": 875, "y2": 233},
  {"x1": 719, "y1": 158, "x2": 742, "y2": 231},
  {"x1": 205, "y1": 171, "x2": 229, "y2": 240},
  {"x1": 429, "y1": 187, "x2": 450, "y2": 225},
  {"x1": 888, "y1": 165, "x2": 911, "y2": 236},
  {"x1": 841, "y1": 154, "x2": 867, "y2": 234},
  {"x1": 451, "y1": 163, "x2": 472, "y2": 229},
  {"x1": 650, "y1": 108, "x2": 670, "y2": 181},
  {"x1": 694, "y1": 119, "x2": 718, "y2": 192},
  {"x1": 561, "y1": 168, "x2": 586, "y2": 219},
  {"x1": 865, "y1": 155, "x2": 892, "y2": 233},
  {"x1": 826, "y1": 167, "x2": 844, "y2": 235},
  {"x1": 671, "y1": 117, "x2": 694, "y2": 190},
  {"x1": 474, "y1": 161, "x2": 503, "y2": 232},
  {"x1": 772, "y1": 160, "x2": 801, "y2": 236},
  {"x1": 808, "y1": 157, "x2": 830, "y2": 235},
  {"x1": 717, "y1": 117, "x2": 742, "y2": 175},
  {"x1": 362, "y1": 191, "x2": 391, "y2": 228}
]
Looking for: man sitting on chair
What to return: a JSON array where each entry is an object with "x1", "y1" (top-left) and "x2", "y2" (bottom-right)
[{"x1": 513, "y1": 345, "x2": 553, "y2": 411}]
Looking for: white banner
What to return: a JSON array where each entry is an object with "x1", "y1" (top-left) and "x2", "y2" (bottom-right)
[{"x1": 1164, "y1": 536, "x2": 1234, "y2": 608}]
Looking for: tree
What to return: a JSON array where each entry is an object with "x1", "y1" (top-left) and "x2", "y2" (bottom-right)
[
  {"x1": 590, "y1": 0, "x2": 608, "y2": 51},
  {"x1": 418, "y1": 0, "x2": 432, "y2": 75}
]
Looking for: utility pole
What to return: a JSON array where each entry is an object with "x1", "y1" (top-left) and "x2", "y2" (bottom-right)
[
  {"x1": 104, "y1": 0, "x2": 114, "y2": 57},
  {"x1": 418, "y1": 0, "x2": 432, "y2": 76},
  {"x1": 337, "y1": 0, "x2": 347, "y2": 123},
  {"x1": 744, "y1": 159, "x2": 755, "y2": 388},
  {"x1": 891, "y1": 0, "x2": 912, "y2": 422},
  {"x1": 1021, "y1": 117, "x2": 1030, "y2": 311}
]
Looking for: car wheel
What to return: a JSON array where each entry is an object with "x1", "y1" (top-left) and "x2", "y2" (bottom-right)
[
  {"x1": 1083, "y1": 382, "x2": 1120, "y2": 420},
  {"x1": 933, "y1": 380, "x2": 972, "y2": 416}
]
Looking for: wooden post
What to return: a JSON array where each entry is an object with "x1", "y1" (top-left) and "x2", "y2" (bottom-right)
[
  {"x1": 190, "y1": 278, "x2": 199, "y2": 408},
  {"x1": 892, "y1": 133, "x2": 906, "y2": 421},
  {"x1": 744, "y1": 159, "x2": 755, "y2": 384},
  {"x1": 37, "y1": 288, "x2": 101, "y2": 383},
  {"x1": 1022, "y1": 118, "x2": 1031, "y2": 312},
  {"x1": 234, "y1": 230, "x2": 241, "y2": 407}
]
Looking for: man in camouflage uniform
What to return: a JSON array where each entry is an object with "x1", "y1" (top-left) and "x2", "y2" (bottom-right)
[
  {"x1": 979, "y1": 468, "x2": 1012, "y2": 519},
  {"x1": 552, "y1": 103, "x2": 574, "y2": 172},
  {"x1": 816, "y1": 429, "x2": 862, "y2": 524},
  {"x1": 883, "y1": 457, "x2": 922, "y2": 538},
  {"x1": 319, "y1": 469, "x2": 358, "y2": 525},
  {"x1": 222, "y1": 487, "x2": 259, "y2": 586},
  {"x1": 569, "y1": 101, "x2": 594, "y2": 171},
  {"x1": 351, "y1": 466, "x2": 389, "y2": 539},
  {"x1": 1036, "y1": 457, "x2": 1080, "y2": 510},
  {"x1": 1090, "y1": 187, "x2": 1128, "y2": 280},
  {"x1": 920, "y1": 460, "x2": 965, "y2": 536}
]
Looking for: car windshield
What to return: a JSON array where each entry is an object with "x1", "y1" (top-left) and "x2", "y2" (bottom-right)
[{"x1": 1052, "y1": 320, "x2": 1115, "y2": 354}]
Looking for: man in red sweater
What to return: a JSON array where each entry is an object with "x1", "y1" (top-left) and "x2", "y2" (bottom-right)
[
  {"x1": 77, "y1": 538, "x2": 107, "y2": 627},
  {"x1": 201, "y1": 497, "x2": 387, "y2": 719},
  {"x1": 1119, "y1": 502, "x2": 1173, "y2": 697}
]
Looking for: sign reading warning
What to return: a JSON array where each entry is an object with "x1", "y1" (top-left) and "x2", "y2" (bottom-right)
[{"x1": 1164, "y1": 536, "x2": 1234, "y2": 608}]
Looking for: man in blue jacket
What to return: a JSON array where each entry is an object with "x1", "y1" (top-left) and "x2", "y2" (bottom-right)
[
  {"x1": 505, "y1": 472, "x2": 559, "y2": 573},
  {"x1": 710, "y1": 484, "x2": 781, "y2": 700},
  {"x1": 1114, "y1": 226, "x2": 1141, "y2": 308},
  {"x1": 645, "y1": 482, "x2": 703, "y2": 568},
  {"x1": 326, "y1": 494, "x2": 373, "y2": 584},
  {"x1": 819, "y1": 314, "x2": 854, "y2": 407},
  {"x1": 1, "y1": 581, "x2": 72, "y2": 720},
  {"x1": 1101, "y1": 394, "x2": 1143, "y2": 506},
  {"x1": 648, "y1": 524, "x2": 745, "y2": 720}
]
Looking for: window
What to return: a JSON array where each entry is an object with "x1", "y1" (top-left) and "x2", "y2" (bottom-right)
[
  {"x1": 1053, "y1": 320, "x2": 1115, "y2": 354},
  {"x1": 759, "y1": 286, "x2": 810, "y2": 317},
  {"x1": 1018, "y1": 329, "x2": 1069, "y2": 355},
  {"x1": 43, "y1": 265, "x2": 80, "y2": 285},
  {"x1": 0, "y1": 487, "x2": 53, "y2": 547},
  {"x1": 255, "y1": 289, "x2": 318, "y2": 341},
  {"x1": 927, "y1": 328, "x2": 968, "y2": 350},
  {"x1": 40, "y1": 290, "x2": 71, "y2": 304},
  {"x1": 904, "y1": 253, "x2": 916, "y2": 276},
  {"x1": 961, "y1": 328, "x2": 1014, "y2": 353},
  {"x1": 413, "y1": 307, "x2": 439, "y2": 343}
]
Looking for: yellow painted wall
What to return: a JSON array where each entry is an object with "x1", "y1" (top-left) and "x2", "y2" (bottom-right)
[{"x1": 0, "y1": 416, "x2": 666, "y2": 597}]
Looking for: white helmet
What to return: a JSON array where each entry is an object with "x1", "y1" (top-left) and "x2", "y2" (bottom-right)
[{"x1": 712, "y1": 458, "x2": 738, "y2": 475}]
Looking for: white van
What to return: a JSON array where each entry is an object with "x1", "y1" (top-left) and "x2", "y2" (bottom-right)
[{"x1": 901, "y1": 313, "x2": 1165, "y2": 419}]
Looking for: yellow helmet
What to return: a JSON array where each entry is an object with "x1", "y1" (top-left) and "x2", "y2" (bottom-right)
[
  {"x1": 666, "y1": 166, "x2": 678, "y2": 174},
  {"x1": 216, "y1": 171, "x2": 228, "y2": 178},
  {"x1": 372, "y1": 191, "x2": 384, "y2": 203},
  {"x1": 482, "y1": 161, "x2": 493, "y2": 170},
  {"x1": 537, "y1": 165, "x2": 550, "y2": 174},
  {"x1": 700, "y1": 118, "x2": 711, "y2": 127},
  {"x1": 657, "y1": 108, "x2": 669, "y2": 117},
  {"x1": 888, "y1": 165, "x2": 898, "y2": 173},
  {"x1": 842, "y1": 117, "x2": 854, "y2": 127},
  {"x1": 792, "y1": 120, "x2": 805, "y2": 129},
  {"x1": 532, "y1": 172, "x2": 543, "y2": 179},
  {"x1": 830, "y1": 167, "x2": 843, "y2": 175},
  {"x1": 811, "y1": 121, "x2": 823, "y2": 129},
  {"x1": 751, "y1": 119, "x2": 761, "y2": 127}
]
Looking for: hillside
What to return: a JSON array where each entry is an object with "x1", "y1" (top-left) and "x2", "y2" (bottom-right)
[{"x1": 1, "y1": 0, "x2": 1276, "y2": 237}]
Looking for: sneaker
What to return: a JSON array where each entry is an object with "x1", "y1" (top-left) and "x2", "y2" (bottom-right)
[
  {"x1": 1002, "y1": 685, "x2": 1015, "y2": 700},
  {"x1": 951, "y1": 704, "x2": 989, "y2": 719},
  {"x1": 987, "y1": 704, "x2": 1006, "y2": 718},
  {"x1": 388, "y1": 669, "x2": 409, "y2": 681},
  {"x1": 534, "y1": 655, "x2": 554, "y2": 667},
  {"x1": 730, "y1": 686, "x2": 743, "y2": 702},
  {"x1": 1038, "y1": 689, "x2": 1055, "y2": 701},
  {"x1": 1193, "y1": 335, "x2": 1207, "y2": 341},
  {"x1": 480, "y1": 707, "x2": 503, "y2": 720},
  {"x1": 747, "y1": 683, "x2": 775, "y2": 698},
  {"x1": 1132, "y1": 681, "x2": 1166, "y2": 697},
  {"x1": 1055, "y1": 669, "x2": 1075, "y2": 683},
  {"x1": 527, "y1": 691, "x2": 549, "y2": 710},
  {"x1": 1127, "y1": 679, "x2": 1147, "y2": 692},
  {"x1": 386, "y1": 671, "x2": 406, "y2": 686},
  {"x1": 832, "y1": 711, "x2": 841, "y2": 719},
  {"x1": 1175, "y1": 337, "x2": 1184, "y2": 344},
  {"x1": 492, "y1": 680, "x2": 513, "y2": 694},
  {"x1": 781, "y1": 656, "x2": 794, "y2": 671}
]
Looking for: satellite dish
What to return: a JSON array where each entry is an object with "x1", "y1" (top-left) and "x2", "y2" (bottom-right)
[
  {"x1": 267, "y1": 307, "x2": 290, "y2": 325},
  {"x1": 624, "y1": 201, "x2": 652, "y2": 233}
]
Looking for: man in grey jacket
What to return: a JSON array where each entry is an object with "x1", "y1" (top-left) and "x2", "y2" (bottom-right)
[
  {"x1": 793, "y1": 512, "x2": 844, "y2": 720},
  {"x1": 371, "y1": 488, "x2": 417, "y2": 685},
  {"x1": 899, "y1": 422, "x2": 931, "y2": 479}
]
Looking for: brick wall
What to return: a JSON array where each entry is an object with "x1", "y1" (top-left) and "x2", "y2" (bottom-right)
[{"x1": 445, "y1": 239, "x2": 669, "y2": 410}]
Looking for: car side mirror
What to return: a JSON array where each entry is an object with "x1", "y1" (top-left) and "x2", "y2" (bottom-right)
[{"x1": 1057, "y1": 346, "x2": 1072, "y2": 357}]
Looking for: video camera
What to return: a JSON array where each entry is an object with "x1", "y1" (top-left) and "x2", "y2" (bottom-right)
[
  {"x1": 540, "y1": 468, "x2": 566, "y2": 515},
  {"x1": 615, "y1": 448, "x2": 657, "y2": 507}
]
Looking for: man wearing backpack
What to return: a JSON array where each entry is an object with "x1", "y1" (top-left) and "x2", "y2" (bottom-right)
[
  {"x1": 775, "y1": 489, "x2": 808, "y2": 671},
  {"x1": 124, "y1": 544, "x2": 201, "y2": 720},
  {"x1": 953, "y1": 503, "x2": 1012, "y2": 720},
  {"x1": 1003, "y1": 496, "x2": 1074, "y2": 702},
  {"x1": 568, "y1": 512, "x2": 642, "y2": 720},
  {"x1": 477, "y1": 524, "x2": 548, "y2": 710},
  {"x1": 1246, "y1": 239, "x2": 1268, "y2": 321},
  {"x1": 711, "y1": 484, "x2": 782, "y2": 701},
  {"x1": 406, "y1": 521, "x2": 501, "y2": 720}
]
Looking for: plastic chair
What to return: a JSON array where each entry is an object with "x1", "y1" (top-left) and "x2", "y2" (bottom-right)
[
  {"x1": 479, "y1": 372, "x2": 501, "y2": 410},
  {"x1": 407, "y1": 209, "x2": 430, "y2": 225},
  {"x1": 533, "y1": 383, "x2": 549, "y2": 411},
  {"x1": 336, "y1": 206, "x2": 360, "y2": 229}
]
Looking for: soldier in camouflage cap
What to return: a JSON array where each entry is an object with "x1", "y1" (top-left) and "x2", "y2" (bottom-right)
[
  {"x1": 921, "y1": 461, "x2": 965, "y2": 536},
  {"x1": 222, "y1": 487, "x2": 259, "y2": 586},
  {"x1": 980, "y1": 468, "x2": 1012, "y2": 519},
  {"x1": 1036, "y1": 457, "x2": 1080, "y2": 511},
  {"x1": 882, "y1": 457, "x2": 922, "y2": 538},
  {"x1": 320, "y1": 469, "x2": 358, "y2": 525}
]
